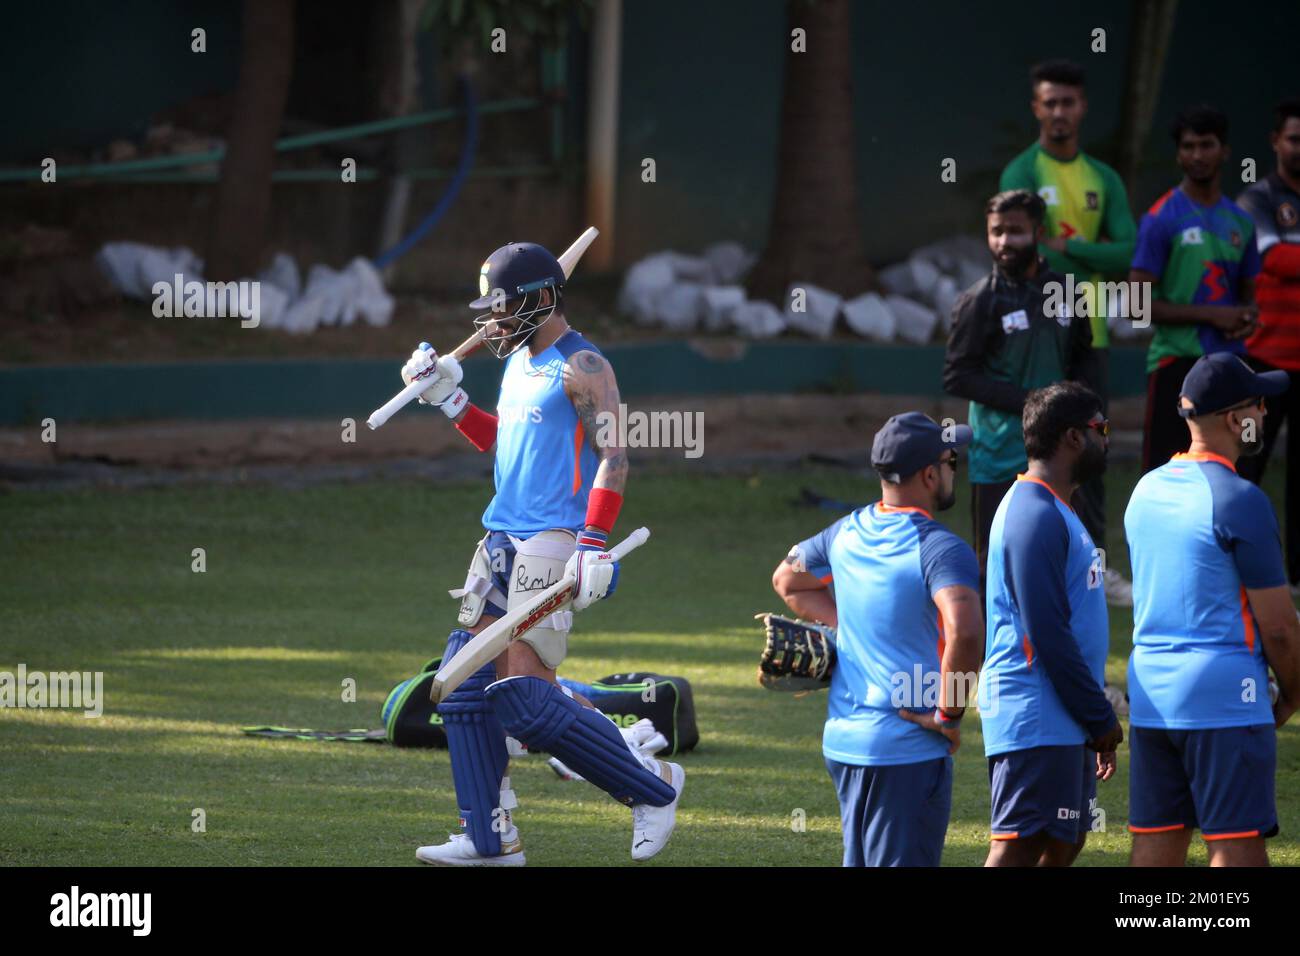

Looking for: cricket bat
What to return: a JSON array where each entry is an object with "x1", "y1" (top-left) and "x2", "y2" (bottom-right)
[
  {"x1": 429, "y1": 526, "x2": 650, "y2": 705},
  {"x1": 366, "y1": 226, "x2": 600, "y2": 430}
]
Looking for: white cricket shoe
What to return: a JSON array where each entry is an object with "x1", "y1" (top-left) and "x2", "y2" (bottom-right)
[
  {"x1": 631, "y1": 760, "x2": 685, "y2": 862},
  {"x1": 1104, "y1": 568, "x2": 1133, "y2": 608},
  {"x1": 416, "y1": 832, "x2": 525, "y2": 867}
]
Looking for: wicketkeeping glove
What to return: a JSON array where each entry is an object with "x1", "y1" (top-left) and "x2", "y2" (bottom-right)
[{"x1": 755, "y1": 612, "x2": 837, "y2": 692}]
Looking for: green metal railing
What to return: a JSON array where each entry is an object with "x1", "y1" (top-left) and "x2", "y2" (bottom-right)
[{"x1": 0, "y1": 96, "x2": 550, "y2": 184}]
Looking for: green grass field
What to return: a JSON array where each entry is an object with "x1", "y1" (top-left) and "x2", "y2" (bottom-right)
[{"x1": 2, "y1": 463, "x2": 1297, "y2": 866}]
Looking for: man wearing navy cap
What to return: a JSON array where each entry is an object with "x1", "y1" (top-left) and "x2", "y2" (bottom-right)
[
  {"x1": 1125, "y1": 352, "x2": 1300, "y2": 866},
  {"x1": 772, "y1": 412, "x2": 983, "y2": 866}
]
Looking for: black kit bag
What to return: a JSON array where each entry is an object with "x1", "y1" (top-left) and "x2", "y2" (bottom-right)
[{"x1": 565, "y1": 672, "x2": 700, "y2": 755}]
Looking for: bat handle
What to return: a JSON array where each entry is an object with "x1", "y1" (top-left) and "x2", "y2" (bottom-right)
[{"x1": 607, "y1": 526, "x2": 651, "y2": 561}]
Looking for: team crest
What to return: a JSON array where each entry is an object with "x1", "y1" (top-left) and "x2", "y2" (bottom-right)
[
  {"x1": 1230, "y1": 230, "x2": 1242, "y2": 248},
  {"x1": 1279, "y1": 203, "x2": 1299, "y2": 228},
  {"x1": 479, "y1": 261, "x2": 491, "y2": 297},
  {"x1": 1085, "y1": 191, "x2": 1099, "y2": 210}
]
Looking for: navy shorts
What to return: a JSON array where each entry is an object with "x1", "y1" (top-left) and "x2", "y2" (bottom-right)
[
  {"x1": 825, "y1": 756, "x2": 952, "y2": 867},
  {"x1": 1129, "y1": 724, "x2": 1278, "y2": 840},
  {"x1": 988, "y1": 744, "x2": 1096, "y2": 844},
  {"x1": 482, "y1": 530, "x2": 517, "y2": 618}
]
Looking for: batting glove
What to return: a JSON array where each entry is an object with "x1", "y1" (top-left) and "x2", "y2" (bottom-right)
[{"x1": 401, "y1": 343, "x2": 465, "y2": 417}]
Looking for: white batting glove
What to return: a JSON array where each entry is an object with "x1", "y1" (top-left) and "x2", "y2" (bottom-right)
[
  {"x1": 565, "y1": 548, "x2": 620, "y2": 611},
  {"x1": 401, "y1": 343, "x2": 465, "y2": 417}
]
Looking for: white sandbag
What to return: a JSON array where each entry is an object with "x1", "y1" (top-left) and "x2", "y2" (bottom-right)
[
  {"x1": 250, "y1": 280, "x2": 291, "y2": 329},
  {"x1": 663, "y1": 251, "x2": 713, "y2": 283},
  {"x1": 886, "y1": 294, "x2": 940, "y2": 345},
  {"x1": 94, "y1": 241, "x2": 202, "y2": 299},
  {"x1": 905, "y1": 255, "x2": 943, "y2": 300},
  {"x1": 842, "y1": 292, "x2": 896, "y2": 342},
  {"x1": 258, "y1": 252, "x2": 301, "y2": 301},
  {"x1": 732, "y1": 300, "x2": 786, "y2": 339},
  {"x1": 878, "y1": 261, "x2": 918, "y2": 298},
  {"x1": 701, "y1": 285, "x2": 746, "y2": 331},
  {"x1": 930, "y1": 276, "x2": 961, "y2": 331},
  {"x1": 703, "y1": 241, "x2": 755, "y2": 284},
  {"x1": 343, "y1": 256, "x2": 394, "y2": 327},
  {"x1": 653, "y1": 281, "x2": 705, "y2": 332},
  {"x1": 783, "y1": 282, "x2": 841, "y2": 339},
  {"x1": 302, "y1": 264, "x2": 346, "y2": 327},
  {"x1": 618, "y1": 253, "x2": 677, "y2": 325}
]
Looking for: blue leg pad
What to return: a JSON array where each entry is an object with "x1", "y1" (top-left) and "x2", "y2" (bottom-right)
[
  {"x1": 486, "y1": 676, "x2": 676, "y2": 807},
  {"x1": 436, "y1": 629, "x2": 509, "y2": 856}
]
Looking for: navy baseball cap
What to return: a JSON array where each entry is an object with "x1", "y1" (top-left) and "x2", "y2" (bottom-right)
[
  {"x1": 469, "y1": 242, "x2": 565, "y2": 310},
  {"x1": 1178, "y1": 352, "x2": 1289, "y2": 418},
  {"x1": 871, "y1": 412, "x2": 973, "y2": 481}
]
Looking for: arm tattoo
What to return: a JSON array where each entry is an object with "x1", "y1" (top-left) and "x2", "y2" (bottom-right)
[{"x1": 566, "y1": 350, "x2": 626, "y2": 493}]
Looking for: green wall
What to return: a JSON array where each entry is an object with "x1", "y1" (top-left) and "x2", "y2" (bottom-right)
[{"x1": 0, "y1": 344, "x2": 1150, "y2": 426}]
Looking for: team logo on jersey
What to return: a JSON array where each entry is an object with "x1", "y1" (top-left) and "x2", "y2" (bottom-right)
[
  {"x1": 1179, "y1": 226, "x2": 1204, "y2": 246},
  {"x1": 498, "y1": 404, "x2": 543, "y2": 424},
  {"x1": 1279, "y1": 202, "x2": 1299, "y2": 228},
  {"x1": 1000, "y1": 309, "x2": 1030, "y2": 334},
  {"x1": 1085, "y1": 190, "x2": 1099, "y2": 210},
  {"x1": 1230, "y1": 229, "x2": 1242, "y2": 248},
  {"x1": 1038, "y1": 186, "x2": 1059, "y2": 206}
]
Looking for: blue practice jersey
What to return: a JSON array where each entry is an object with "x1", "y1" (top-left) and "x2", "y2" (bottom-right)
[
  {"x1": 982, "y1": 477, "x2": 1112, "y2": 756},
  {"x1": 1125, "y1": 452, "x2": 1284, "y2": 729},
  {"x1": 792, "y1": 503, "x2": 979, "y2": 766},
  {"x1": 481, "y1": 330, "x2": 602, "y2": 536}
]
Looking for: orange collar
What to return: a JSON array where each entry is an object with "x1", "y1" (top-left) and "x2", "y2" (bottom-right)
[
  {"x1": 1171, "y1": 451, "x2": 1237, "y2": 473},
  {"x1": 876, "y1": 501, "x2": 934, "y2": 520},
  {"x1": 1016, "y1": 473, "x2": 1074, "y2": 510}
]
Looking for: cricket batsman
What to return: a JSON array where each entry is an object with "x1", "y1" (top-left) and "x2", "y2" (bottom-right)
[{"x1": 402, "y1": 241, "x2": 684, "y2": 866}]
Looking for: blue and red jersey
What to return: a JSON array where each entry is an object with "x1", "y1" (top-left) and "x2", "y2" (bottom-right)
[
  {"x1": 792, "y1": 503, "x2": 979, "y2": 766},
  {"x1": 1125, "y1": 452, "x2": 1284, "y2": 729},
  {"x1": 481, "y1": 330, "x2": 602, "y2": 536}
]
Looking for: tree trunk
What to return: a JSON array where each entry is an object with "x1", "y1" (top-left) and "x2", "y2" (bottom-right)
[
  {"x1": 1115, "y1": 0, "x2": 1179, "y2": 202},
  {"x1": 207, "y1": 0, "x2": 296, "y2": 282},
  {"x1": 374, "y1": 0, "x2": 423, "y2": 283},
  {"x1": 748, "y1": 0, "x2": 874, "y2": 304}
]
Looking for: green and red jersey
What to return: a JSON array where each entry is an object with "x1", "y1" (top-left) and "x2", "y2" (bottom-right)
[
  {"x1": 1000, "y1": 143, "x2": 1137, "y2": 348},
  {"x1": 1132, "y1": 187, "x2": 1262, "y2": 373}
]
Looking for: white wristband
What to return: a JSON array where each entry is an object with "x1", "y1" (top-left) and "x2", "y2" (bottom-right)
[{"x1": 439, "y1": 386, "x2": 468, "y2": 419}]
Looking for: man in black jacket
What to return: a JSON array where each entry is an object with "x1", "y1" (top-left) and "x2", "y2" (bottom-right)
[{"x1": 943, "y1": 190, "x2": 1099, "y2": 587}]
